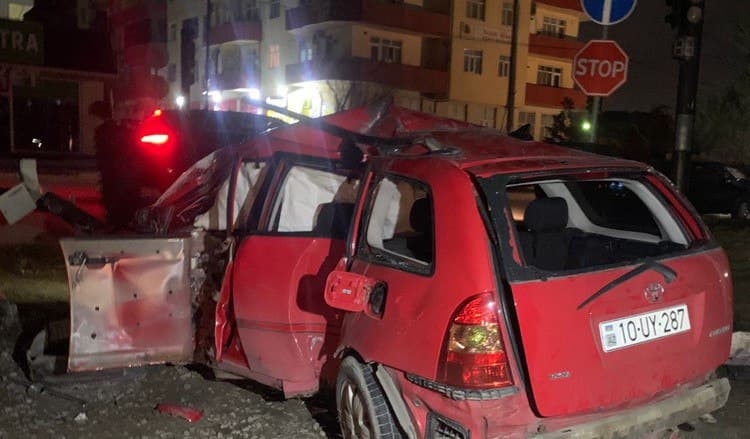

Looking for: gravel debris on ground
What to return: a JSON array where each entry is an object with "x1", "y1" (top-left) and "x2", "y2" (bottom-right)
[{"x1": 0, "y1": 301, "x2": 332, "y2": 439}]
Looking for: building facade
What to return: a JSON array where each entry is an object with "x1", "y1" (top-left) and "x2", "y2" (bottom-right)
[
  {"x1": 0, "y1": 1, "x2": 114, "y2": 156},
  {"x1": 157, "y1": 0, "x2": 588, "y2": 140}
]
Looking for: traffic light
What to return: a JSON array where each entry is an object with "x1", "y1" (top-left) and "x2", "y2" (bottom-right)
[{"x1": 665, "y1": 0, "x2": 705, "y2": 31}]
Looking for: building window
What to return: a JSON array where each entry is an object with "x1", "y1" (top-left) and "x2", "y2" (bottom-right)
[
  {"x1": 537, "y1": 65, "x2": 562, "y2": 87},
  {"x1": 466, "y1": 0, "x2": 485, "y2": 20},
  {"x1": 8, "y1": 3, "x2": 32, "y2": 21},
  {"x1": 541, "y1": 16, "x2": 567, "y2": 38},
  {"x1": 268, "y1": 44, "x2": 280, "y2": 68},
  {"x1": 518, "y1": 111, "x2": 536, "y2": 137},
  {"x1": 498, "y1": 55, "x2": 511, "y2": 77},
  {"x1": 502, "y1": 2, "x2": 514, "y2": 26},
  {"x1": 13, "y1": 80, "x2": 80, "y2": 153},
  {"x1": 269, "y1": 0, "x2": 280, "y2": 19},
  {"x1": 299, "y1": 41, "x2": 313, "y2": 62},
  {"x1": 542, "y1": 113, "x2": 555, "y2": 138},
  {"x1": 243, "y1": 0, "x2": 259, "y2": 20},
  {"x1": 370, "y1": 37, "x2": 402, "y2": 63},
  {"x1": 481, "y1": 106, "x2": 496, "y2": 127},
  {"x1": 169, "y1": 23, "x2": 176, "y2": 42},
  {"x1": 463, "y1": 49, "x2": 483, "y2": 74}
]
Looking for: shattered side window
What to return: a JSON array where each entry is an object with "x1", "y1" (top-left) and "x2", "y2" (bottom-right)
[
  {"x1": 361, "y1": 174, "x2": 434, "y2": 268},
  {"x1": 269, "y1": 165, "x2": 359, "y2": 237}
]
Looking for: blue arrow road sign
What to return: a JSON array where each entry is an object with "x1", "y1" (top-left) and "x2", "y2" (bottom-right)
[{"x1": 581, "y1": 0, "x2": 637, "y2": 25}]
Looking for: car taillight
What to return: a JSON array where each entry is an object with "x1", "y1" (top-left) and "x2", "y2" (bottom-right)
[
  {"x1": 140, "y1": 134, "x2": 170, "y2": 145},
  {"x1": 438, "y1": 293, "x2": 512, "y2": 389}
]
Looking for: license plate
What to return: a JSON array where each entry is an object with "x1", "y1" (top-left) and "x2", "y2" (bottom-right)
[{"x1": 599, "y1": 304, "x2": 691, "y2": 352}]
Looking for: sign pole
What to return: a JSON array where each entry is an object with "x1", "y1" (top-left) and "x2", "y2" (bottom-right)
[
  {"x1": 672, "y1": 0, "x2": 705, "y2": 193},
  {"x1": 589, "y1": 26, "x2": 608, "y2": 143}
]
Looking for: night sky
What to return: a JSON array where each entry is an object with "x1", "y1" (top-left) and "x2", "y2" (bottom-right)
[{"x1": 580, "y1": 0, "x2": 749, "y2": 112}]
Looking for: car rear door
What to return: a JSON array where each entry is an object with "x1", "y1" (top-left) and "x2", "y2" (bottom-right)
[
  {"x1": 476, "y1": 169, "x2": 733, "y2": 417},
  {"x1": 226, "y1": 154, "x2": 360, "y2": 396}
]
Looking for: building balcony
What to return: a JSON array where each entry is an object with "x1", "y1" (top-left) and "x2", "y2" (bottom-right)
[
  {"x1": 535, "y1": 0, "x2": 583, "y2": 12},
  {"x1": 210, "y1": 67, "x2": 260, "y2": 91},
  {"x1": 529, "y1": 33, "x2": 584, "y2": 59},
  {"x1": 209, "y1": 20, "x2": 262, "y2": 45},
  {"x1": 286, "y1": 57, "x2": 448, "y2": 95},
  {"x1": 525, "y1": 83, "x2": 587, "y2": 109},
  {"x1": 286, "y1": 0, "x2": 450, "y2": 37}
]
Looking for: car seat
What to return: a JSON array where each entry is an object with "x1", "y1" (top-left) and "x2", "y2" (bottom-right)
[{"x1": 519, "y1": 197, "x2": 576, "y2": 271}]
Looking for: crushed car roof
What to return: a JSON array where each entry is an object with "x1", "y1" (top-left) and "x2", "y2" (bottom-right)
[{"x1": 234, "y1": 104, "x2": 646, "y2": 175}]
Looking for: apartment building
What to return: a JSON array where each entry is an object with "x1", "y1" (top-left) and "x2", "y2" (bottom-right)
[
  {"x1": 443, "y1": 0, "x2": 587, "y2": 139},
  {"x1": 109, "y1": 0, "x2": 168, "y2": 120},
  {"x1": 155, "y1": 0, "x2": 588, "y2": 139}
]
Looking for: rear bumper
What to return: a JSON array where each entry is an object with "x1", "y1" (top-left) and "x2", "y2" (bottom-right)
[{"x1": 534, "y1": 378, "x2": 731, "y2": 439}]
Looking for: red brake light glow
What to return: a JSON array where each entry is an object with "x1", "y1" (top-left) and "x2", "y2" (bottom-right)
[
  {"x1": 140, "y1": 134, "x2": 170, "y2": 145},
  {"x1": 438, "y1": 293, "x2": 513, "y2": 389}
]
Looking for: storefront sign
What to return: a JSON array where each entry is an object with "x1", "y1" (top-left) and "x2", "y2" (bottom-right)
[
  {"x1": 0, "y1": 19, "x2": 43, "y2": 65},
  {"x1": 460, "y1": 21, "x2": 512, "y2": 43}
]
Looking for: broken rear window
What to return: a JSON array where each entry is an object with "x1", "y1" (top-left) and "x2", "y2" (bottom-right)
[{"x1": 502, "y1": 174, "x2": 692, "y2": 272}]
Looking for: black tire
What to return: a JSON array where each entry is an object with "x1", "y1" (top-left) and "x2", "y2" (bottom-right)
[
  {"x1": 732, "y1": 198, "x2": 750, "y2": 220},
  {"x1": 336, "y1": 356, "x2": 402, "y2": 439}
]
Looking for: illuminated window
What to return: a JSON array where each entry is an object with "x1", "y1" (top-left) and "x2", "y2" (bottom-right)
[
  {"x1": 498, "y1": 55, "x2": 511, "y2": 77},
  {"x1": 502, "y1": 2, "x2": 514, "y2": 26},
  {"x1": 8, "y1": 3, "x2": 31, "y2": 21},
  {"x1": 463, "y1": 49, "x2": 482, "y2": 74},
  {"x1": 370, "y1": 37, "x2": 402, "y2": 64},
  {"x1": 268, "y1": 44, "x2": 280, "y2": 68},
  {"x1": 541, "y1": 16, "x2": 567, "y2": 37},
  {"x1": 466, "y1": 0, "x2": 485, "y2": 20},
  {"x1": 537, "y1": 65, "x2": 562, "y2": 87},
  {"x1": 299, "y1": 41, "x2": 313, "y2": 62}
]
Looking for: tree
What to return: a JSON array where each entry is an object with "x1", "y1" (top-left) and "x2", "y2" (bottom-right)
[
  {"x1": 545, "y1": 97, "x2": 590, "y2": 143},
  {"x1": 694, "y1": 17, "x2": 750, "y2": 162}
]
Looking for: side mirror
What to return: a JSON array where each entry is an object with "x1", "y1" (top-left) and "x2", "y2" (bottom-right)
[{"x1": 324, "y1": 270, "x2": 387, "y2": 317}]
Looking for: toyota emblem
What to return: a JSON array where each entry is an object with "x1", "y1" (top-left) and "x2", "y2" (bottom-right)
[{"x1": 644, "y1": 283, "x2": 665, "y2": 303}]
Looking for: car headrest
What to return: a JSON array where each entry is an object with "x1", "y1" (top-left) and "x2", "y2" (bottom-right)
[
  {"x1": 524, "y1": 197, "x2": 569, "y2": 232},
  {"x1": 313, "y1": 202, "x2": 355, "y2": 239},
  {"x1": 409, "y1": 197, "x2": 431, "y2": 234}
]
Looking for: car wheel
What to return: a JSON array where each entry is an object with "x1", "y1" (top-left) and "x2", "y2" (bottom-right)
[
  {"x1": 733, "y1": 199, "x2": 750, "y2": 220},
  {"x1": 336, "y1": 356, "x2": 402, "y2": 439}
]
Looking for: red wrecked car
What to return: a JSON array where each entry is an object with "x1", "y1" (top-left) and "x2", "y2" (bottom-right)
[{"x1": 59, "y1": 104, "x2": 732, "y2": 438}]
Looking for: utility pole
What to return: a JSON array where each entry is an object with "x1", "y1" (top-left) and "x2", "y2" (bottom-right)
[
  {"x1": 667, "y1": 0, "x2": 705, "y2": 192},
  {"x1": 505, "y1": 0, "x2": 521, "y2": 133},
  {"x1": 204, "y1": 0, "x2": 212, "y2": 110},
  {"x1": 588, "y1": 26, "x2": 609, "y2": 143}
]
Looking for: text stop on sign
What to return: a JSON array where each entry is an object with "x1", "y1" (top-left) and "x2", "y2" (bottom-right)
[
  {"x1": 575, "y1": 59, "x2": 627, "y2": 79},
  {"x1": 573, "y1": 39, "x2": 629, "y2": 97}
]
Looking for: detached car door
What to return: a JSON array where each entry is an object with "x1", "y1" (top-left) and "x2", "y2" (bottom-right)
[
  {"x1": 61, "y1": 150, "x2": 266, "y2": 373},
  {"x1": 61, "y1": 236, "x2": 196, "y2": 372}
]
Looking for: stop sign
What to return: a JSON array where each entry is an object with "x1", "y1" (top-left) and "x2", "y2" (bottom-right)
[{"x1": 573, "y1": 40, "x2": 629, "y2": 97}]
